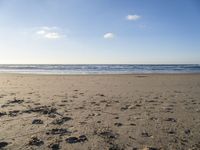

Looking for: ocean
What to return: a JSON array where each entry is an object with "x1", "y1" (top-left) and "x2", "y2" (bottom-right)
[{"x1": 0, "y1": 64, "x2": 200, "y2": 74}]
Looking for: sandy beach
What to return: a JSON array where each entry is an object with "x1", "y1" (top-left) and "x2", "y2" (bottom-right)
[{"x1": 0, "y1": 74, "x2": 200, "y2": 150}]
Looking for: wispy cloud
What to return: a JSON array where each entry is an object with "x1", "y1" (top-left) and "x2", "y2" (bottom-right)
[
  {"x1": 36, "y1": 26, "x2": 64, "y2": 39},
  {"x1": 126, "y1": 14, "x2": 141, "y2": 21},
  {"x1": 103, "y1": 32, "x2": 115, "y2": 39}
]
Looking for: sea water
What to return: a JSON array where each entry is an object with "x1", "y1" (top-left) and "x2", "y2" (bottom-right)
[{"x1": 0, "y1": 64, "x2": 200, "y2": 74}]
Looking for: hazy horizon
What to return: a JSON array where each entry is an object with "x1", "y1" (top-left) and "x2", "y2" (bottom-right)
[{"x1": 0, "y1": 0, "x2": 200, "y2": 64}]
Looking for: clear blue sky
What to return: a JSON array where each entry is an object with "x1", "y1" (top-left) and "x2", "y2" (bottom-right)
[{"x1": 0, "y1": 0, "x2": 199, "y2": 64}]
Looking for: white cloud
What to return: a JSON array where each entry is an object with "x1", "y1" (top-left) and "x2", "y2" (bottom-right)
[
  {"x1": 126, "y1": 14, "x2": 141, "y2": 21},
  {"x1": 44, "y1": 32, "x2": 61, "y2": 39},
  {"x1": 36, "y1": 30, "x2": 46, "y2": 35},
  {"x1": 41, "y1": 26, "x2": 58, "y2": 30},
  {"x1": 103, "y1": 32, "x2": 115, "y2": 39},
  {"x1": 35, "y1": 26, "x2": 63, "y2": 39}
]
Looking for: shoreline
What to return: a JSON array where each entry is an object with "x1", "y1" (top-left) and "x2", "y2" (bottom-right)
[{"x1": 1, "y1": 72, "x2": 200, "y2": 76}]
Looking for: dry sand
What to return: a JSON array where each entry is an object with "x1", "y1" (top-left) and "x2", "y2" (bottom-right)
[{"x1": 0, "y1": 74, "x2": 200, "y2": 150}]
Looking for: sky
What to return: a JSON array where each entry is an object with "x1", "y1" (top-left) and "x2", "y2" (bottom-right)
[{"x1": 0, "y1": 0, "x2": 200, "y2": 64}]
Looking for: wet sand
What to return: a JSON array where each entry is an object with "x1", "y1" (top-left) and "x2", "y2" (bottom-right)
[{"x1": 0, "y1": 74, "x2": 200, "y2": 150}]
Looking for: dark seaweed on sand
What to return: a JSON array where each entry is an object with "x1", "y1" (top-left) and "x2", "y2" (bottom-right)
[
  {"x1": 23, "y1": 106, "x2": 57, "y2": 115},
  {"x1": 46, "y1": 128, "x2": 71, "y2": 136}
]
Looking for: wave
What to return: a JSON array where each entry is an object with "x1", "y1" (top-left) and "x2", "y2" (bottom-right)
[{"x1": 0, "y1": 64, "x2": 199, "y2": 74}]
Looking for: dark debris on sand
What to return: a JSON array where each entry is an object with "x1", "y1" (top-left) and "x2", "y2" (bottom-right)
[
  {"x1": 143, "y1": 146, "x2": 161, "y2": 150},
  {"x1": 66, "y1": 135, "x2": 88, "y2": 144},
  {"x1": 49, "y1": 143, "x2": 60, "y2": 150},
  {"x1": 28, "y1": 136, "x2": 44, "y2": 146},
  {"x1": 1, "y1": 104, "x2": 9, "y2": 108},
  {"x1": 96, "y1": 130, "x2": 121, "y2": 150},
  {"x1": 99, "y1": 131, "x2": 119, "y2": 139},
  {"x1": 167, "y1": 130, "x2": 176, "y2": 134},
  {"x1": 120, "y1": 105, "x2": 130, "y2": 111},
  {"x1": 23, "y1": 106, "x2": 57, "y2": 115},
  {"x1": 114, "y1": 123, "x2": 123, "y2": 127},
  {"x1": 141, "y1": 132, "x2": 151, "y2": 137},
  {"x1": 0, "y1": 141, "x2": 8, "y2": 149},
  {"x1": 46, "y1": 128, "x2": 71, "y2": 136},
  {"x1": 51, "y1": 117, "x2": 72, "y2": 125},
  {"x1": 0, "y1": 112, "x2": 7, "y2": 117},
  {"x1": 96, "y1": 94, "x2": 105, "y2": 97},
  {"x1": 7, "y1": 98, "x2": 24, "y2": 104},
  {"x1": 32, "y1": 119, "x2": 44, "y2": 124},
  {"x1": 8, "y1": 110, "x2": 20, "y2": 117},
  {"x1": 164, "y1": 118, "x2": 177, "y2": 122},
  {"x1": 109, "y1": 144, "x2": 122, "y2": 150},
  {"x1": 184, "y1": 129, "x2": 191, "y2": 135}
]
